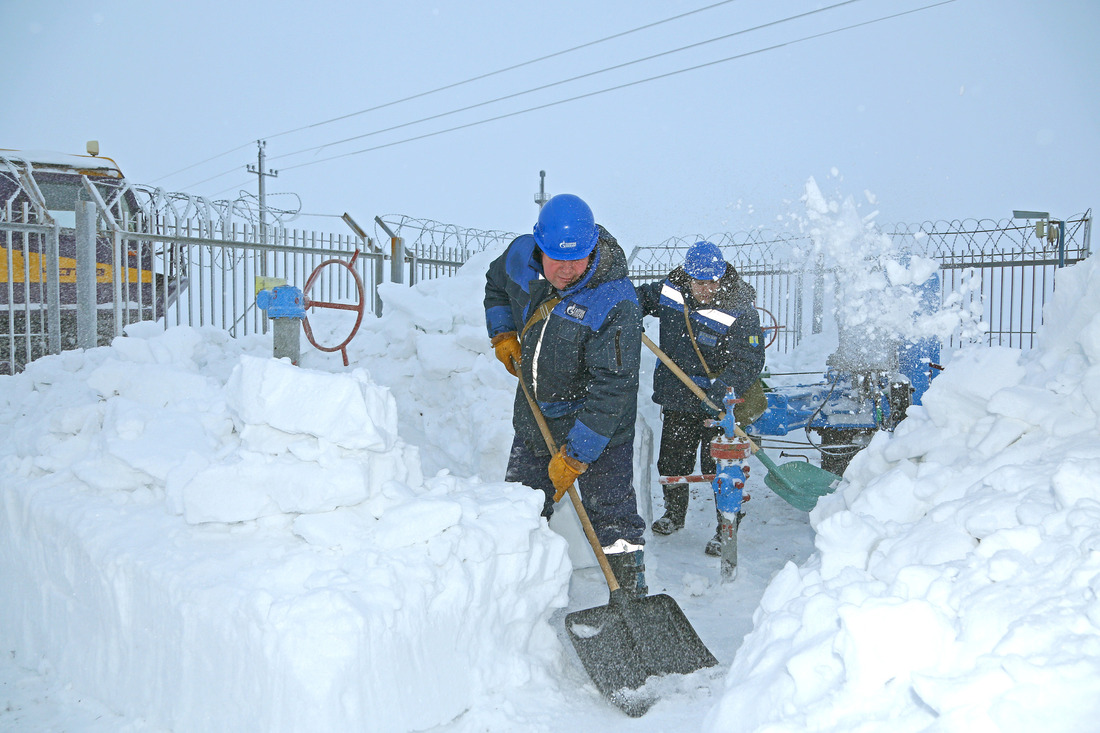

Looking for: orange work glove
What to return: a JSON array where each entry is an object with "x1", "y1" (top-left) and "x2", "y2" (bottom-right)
[
  {"x1": 491, "y1": 331, "x2": 521, "y2": 376},
  {"x1": 548, "y1": 446, "x2": 588, "y2": 502}
]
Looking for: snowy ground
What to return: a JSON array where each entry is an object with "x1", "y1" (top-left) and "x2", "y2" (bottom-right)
[{"x1": 2, "y1": 220, "x2": 1099, "y2": 731}]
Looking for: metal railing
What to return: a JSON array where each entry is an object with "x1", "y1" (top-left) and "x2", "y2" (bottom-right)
[
  {"x1": 2, "y1": 168, "x2": 519, "y2": 374},
  {"x1": 373, "y1": 215, "x2": 517, "y2": 284},
  {"x1": 4, "y1": 174, "x2": 1092, "y2": 375},
  {"x1": 627, "y1": 212, "x2": 1093, "y2": 353}
]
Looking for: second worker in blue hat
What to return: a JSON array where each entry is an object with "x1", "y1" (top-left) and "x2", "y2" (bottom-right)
[{"x1": 635, "y1": 240, "x2": 768, "y2": 555}]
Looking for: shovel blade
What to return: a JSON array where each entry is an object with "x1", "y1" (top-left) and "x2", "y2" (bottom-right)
[
  {"x1": 565, "y1": 593, "x2": 717, "y2": 717},
  {"x1": 764, "y1": 461, "x2": 842, "y2": 511}
]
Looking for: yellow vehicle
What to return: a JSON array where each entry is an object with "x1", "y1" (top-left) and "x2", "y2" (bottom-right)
[{"x1": 1, "y1": 146, "x2": 173, "y2": 371}]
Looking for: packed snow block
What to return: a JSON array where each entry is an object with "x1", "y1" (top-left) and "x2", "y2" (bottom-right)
[
  {"x1": 0, "y1": 330, "x2": 573, "y2": 733},
  {"x1": 0, "y1": 477, "x2": 571, "y2": 732},
  {"x1": 226, "y1": 355, "x2": 397, "y2": 452}
]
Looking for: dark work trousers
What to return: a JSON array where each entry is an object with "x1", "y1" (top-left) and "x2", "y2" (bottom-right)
[
  {"x1": 505, "y1": 435, "x2": 646, "y2": 548},
  {"x1": 657, "y1": 410, "x2": 721, "y2": 477}
]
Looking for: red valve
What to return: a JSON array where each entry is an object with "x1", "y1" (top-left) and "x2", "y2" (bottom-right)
[{"x1": 301, "y1": 251, "x2": 367, "y2": 366}]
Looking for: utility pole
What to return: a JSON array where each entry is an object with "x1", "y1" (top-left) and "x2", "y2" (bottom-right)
[
  {"x1": 247, "y1": 140, "x2": 278, "y2": 263},
  {"x1": 534, "y1": 170, "x2": 550, "y2": 210}
]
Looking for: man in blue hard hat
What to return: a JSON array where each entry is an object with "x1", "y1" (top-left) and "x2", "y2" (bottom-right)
[
  {"x1": 484, "y1": 193, "x2": 648, "y2": 597},
  {"x1": 636, "y1": 240, "x2": 767, "y2": 555}
]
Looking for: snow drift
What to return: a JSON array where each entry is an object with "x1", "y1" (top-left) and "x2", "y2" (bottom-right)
[
  {"x1": 706, "y1": 249, "x2": 1100, "y2": 731},
  {"x1": 0, "y1": 324, "x2": 571, "y2": 732}
]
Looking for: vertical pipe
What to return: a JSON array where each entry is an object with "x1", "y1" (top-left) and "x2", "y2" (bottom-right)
[
  {"x1": 198, "y1": 237, "x2": 206, "y2": 328},
  {"x1": 45, "y1": 223, "x2": 61, "y2": 355},
  {"x1": 811, "y1": 255, "x2": 824, "y2": 335},
  {"x1": 21, "y1": 202, "x2": 32, "y2": 361},
  {"x1": 75, "y1": 198, "x2": 97, "y2": 349},
  {"x1": 374, "y1": 251, "x2": 384, "y2": 317},
  {"x1": 1056, "y1": 219, "x2": 1065, "y2": 268},
  {"x1": 4, "y1": 202, "x2": 14, "y2": 374},
  {"x1": 391, "y1": 236, "x2": 404, "y2": 284}
]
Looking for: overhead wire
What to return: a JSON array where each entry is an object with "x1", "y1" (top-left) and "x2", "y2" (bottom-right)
[
  {"x1": 262, "y1": 0, "x2": 743, "y2": 142},
  {"x1": 153, "y1": 0, "x2": 740, "y2": 184},
  {"x1": 277, "y1": 0, "x2": 957, "y2": 173},
  {"x1": 269, "y1": 0, "x2": 866, "y2": 163}
]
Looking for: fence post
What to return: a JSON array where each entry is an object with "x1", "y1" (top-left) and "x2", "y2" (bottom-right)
[
  {"x1": 811, "y1": 255, "x2": 825, "y2": 335},
  {"x1": 373, "y1": 254, "x2": 384, "y2": 316},
  {"x1": 373, "y1": 216, "x2": 405, "y2": 285},
  {"x1": 75, "y1": 198, "x2": 98, "y2": 349},
  {"x1": 390, "y1": 236, "x2": 405, "y2": 284},
  {"x1": 46, "y1": 223, "x2": 62, "y2": 355}
]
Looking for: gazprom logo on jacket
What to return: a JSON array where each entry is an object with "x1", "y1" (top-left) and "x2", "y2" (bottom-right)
[{"x1": 565, "y1": 303, "x2": 588, "y2": 320}]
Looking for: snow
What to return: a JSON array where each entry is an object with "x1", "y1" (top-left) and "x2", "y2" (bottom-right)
[
  {"x1": 0, "y1": 149, "x2": 122, "y2": 173},
  {"x1": 2, "y1": 195, "x2": 1099, "y2": 731}
]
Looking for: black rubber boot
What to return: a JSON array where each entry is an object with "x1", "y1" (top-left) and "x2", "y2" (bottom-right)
[
  {"x1": 605, "y1": 549, "x2": 648, "y2": 598},
  {"x1": 704, "y1": 506, "x2": 722, "y2": 556},
  {"x1": 652, "y1": 483, "x2": 688, "y2": 535}
]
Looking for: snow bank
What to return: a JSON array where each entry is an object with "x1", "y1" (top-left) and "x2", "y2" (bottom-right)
[
  {"x1": 0, "y1": 324, "x2": 571, "y2": 732},
  {"x1": 705, "y1": 254, "x2": 1100, "y2": 730}
]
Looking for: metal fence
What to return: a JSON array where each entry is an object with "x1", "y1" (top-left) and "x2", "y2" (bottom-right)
[
  {"x1": 627, "y1": 212, "x2": 1093, "y2": 353},
  {"x1": 1, "y1": 162, "x2": 518, "y2": 374},
  {"x1": 373, "y1": 214, "x2": 517, "y2": 284},
  {"x1": 3, "y1": 152, "x2": 1092, "y2": 376}
]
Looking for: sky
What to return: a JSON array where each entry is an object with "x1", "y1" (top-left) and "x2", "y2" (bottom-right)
[
  {"x1": 2, "y1": 192, "x2": 1099, "y2": 730},
  {"x1": 2, "y1": 0, "x2": 1098, "y2": 248}
]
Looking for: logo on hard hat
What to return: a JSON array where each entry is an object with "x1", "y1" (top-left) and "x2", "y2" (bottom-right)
[{"x1": 560, "y1": 241, "x2": 577, "y2": 249}]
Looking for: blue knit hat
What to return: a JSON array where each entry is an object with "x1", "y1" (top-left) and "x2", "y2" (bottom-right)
[{"x1": 683, "y1": 241, "x2": 725, "y2": 281}]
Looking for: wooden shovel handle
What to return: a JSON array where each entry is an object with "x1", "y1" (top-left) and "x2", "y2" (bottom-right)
[
  {"x1": 509, "y1": 358, "x2": 622, "y2": 592},
  {"x1": 641, "y1": 333, "x2": 761, "y2": 455}
]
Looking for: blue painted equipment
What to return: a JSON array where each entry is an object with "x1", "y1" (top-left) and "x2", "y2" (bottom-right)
[
  {"x1": 706, "y1": 390, "x2": 752, "y2": 580},
  {"x1": 713, "y1": 463, "x2": 746, "y2": 514},
  {"x1": 748, "y1": 271, "x2": 943, "y2": 474},
  {"x1": 256, "y1": 285, "x2": 305, "y2": 364},
  {"x1": 256, "y1": 286, "x2": 305, "y2": 319}
]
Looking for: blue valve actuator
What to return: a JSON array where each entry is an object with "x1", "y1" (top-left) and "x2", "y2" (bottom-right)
[
  {"x1": 256, "y1": 286, "x2": 306, "y2": 319},
  {"x1": 713, "y1": 463, "x2": 746, "y2": 513}
]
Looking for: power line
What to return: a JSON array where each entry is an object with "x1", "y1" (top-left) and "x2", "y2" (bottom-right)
[
  {"x1": 278, "y1": 0, "x2": 956, "y2": 174},
  {"x1": 263, "y1": 0, "x2": 742, "y2": 143},
  {"x1": 150, "y1": 142, "x2": 253, "y2": 184},
  {"x1": 150, "y1": 0, "x2": 739, "y2": 183},
  {"x1": 182, "y1": 164, "x2": 246, "y2": 190},
  {"x1": 209, "y1": 180, "x2": 255, "y2": 198},
  {"x1": 269, "y1": 0, "x2": 864, "y2": 163}
]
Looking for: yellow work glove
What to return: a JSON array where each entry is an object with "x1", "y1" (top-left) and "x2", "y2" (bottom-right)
[
  {"x1": 548, "y1": 446, "x2": 587, "y2": 502},
  {"x1": 491, "y1": 331, "x2": 521, "y2": 376}
]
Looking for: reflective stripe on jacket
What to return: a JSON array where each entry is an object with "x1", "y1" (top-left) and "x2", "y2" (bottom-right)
[{"x1": 636, "y1": 264, "x2": 765, "y2": 414}]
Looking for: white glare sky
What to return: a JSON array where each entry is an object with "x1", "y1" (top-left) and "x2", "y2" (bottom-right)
[{"x1": 1, "y1": 0, "x2": 1097, "y2": 246}]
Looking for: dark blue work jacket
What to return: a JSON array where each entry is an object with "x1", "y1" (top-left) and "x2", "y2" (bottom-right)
[
  {"x1": 484, "y1": 226, "x2": 642, "y2": 463},
  {"x1": 636, "y1": 265, "x2": 765, "y2": 414}
]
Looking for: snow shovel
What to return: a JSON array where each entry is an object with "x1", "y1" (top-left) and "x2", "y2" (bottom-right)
[
  {"x1": 642, "y1": 334, "x2": 841, "y2": 512},
  {"x1": 511, "y1": 358, "x2": 718, "y2": 717}
]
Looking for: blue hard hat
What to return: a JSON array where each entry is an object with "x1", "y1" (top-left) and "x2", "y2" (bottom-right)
[
  {"x1": 684, "y1": 240, "x2": 726, "y2": 281},
  {"x1": 533, "y1": 193, "x2": 598, "y2": 261}
]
